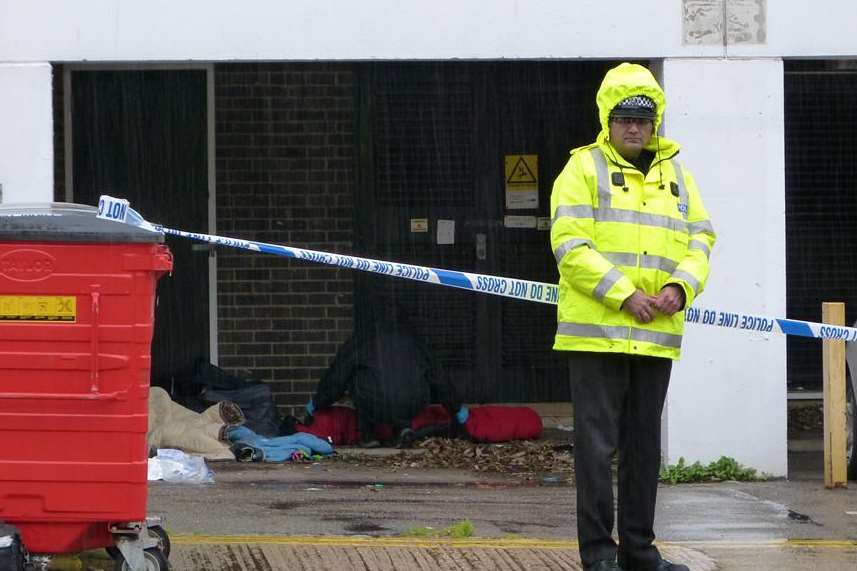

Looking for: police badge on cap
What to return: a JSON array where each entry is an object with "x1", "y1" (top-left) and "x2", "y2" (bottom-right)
[{"x1": 611, "y1": 95, "x2": 657, "y2": 120}]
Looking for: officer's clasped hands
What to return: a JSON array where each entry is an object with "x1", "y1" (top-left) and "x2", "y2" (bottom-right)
[
  {"x1": 621, "y1": 290, "x2": 658, "y2": 323},
  {"x1": 622, "y1": 285, "x2": 686, "y2": 323},
  {"x1": 653, "y1": 284, "x2": 685, "y2": 317}
]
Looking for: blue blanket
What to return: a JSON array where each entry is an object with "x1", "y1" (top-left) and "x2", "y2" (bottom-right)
[{"x1": 226, "y1": 426, "x2": 334, "y2": 463}]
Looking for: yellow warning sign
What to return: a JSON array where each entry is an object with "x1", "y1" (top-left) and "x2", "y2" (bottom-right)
[
  {"x1": 504, "y1": 154, "x2": 539, "y2": 209},
  {"x1": 0, "y1": 295, "x2": 76, "y2": 322}
]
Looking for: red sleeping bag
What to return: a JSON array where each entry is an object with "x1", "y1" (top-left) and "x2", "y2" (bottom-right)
[
  {"x1": 297, "y1": 404, "x2": 543, "y2": 445},
  {"x1": 295, "y1": 405, "x2": 430, "y2": 444},
  {"x1": 463, "y1": 405, "x2": 543, "y2": 443},
  {"x1": 295, "y1": 405, "x2": 360, "y2": 445},
  {"x1": 364, "y1": 405, "x2": 452, "y2": 441},
  {"x1": 411, "y1": 404, "x2": 451, "y2": 431}
]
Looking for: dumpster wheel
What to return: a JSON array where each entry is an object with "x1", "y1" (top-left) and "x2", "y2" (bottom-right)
[
  {"x1": 145, "y1": 525, "x2": 171, "y2": 558},
  {"x1": 107, "y1": 524, "x2": 170, "y2": 560},
  {"x1": 0, "y1": 521, "x2": 26, "y2": 571},
  {"x1": 114, "y1": 547, "x2": 169, "y2": 571}
]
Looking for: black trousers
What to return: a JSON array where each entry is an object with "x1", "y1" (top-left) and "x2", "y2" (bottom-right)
[{"x1": 569, "y1": 351, "x2": 672, "y2": 569}]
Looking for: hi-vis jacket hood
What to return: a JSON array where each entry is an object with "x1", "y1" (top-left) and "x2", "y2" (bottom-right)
[
  {"x1": 595, "y1": 62, "x2": 679, "y2": 171},
  {"x1": 595, "y1": 63, "x2": 667, "y2": 140}
]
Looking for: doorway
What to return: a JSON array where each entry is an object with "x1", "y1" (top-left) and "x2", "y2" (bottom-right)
[{"x1": 66, "y1": 67, "x2": 214, "y2": 389}]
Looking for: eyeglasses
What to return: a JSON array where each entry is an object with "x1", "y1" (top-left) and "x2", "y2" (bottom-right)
[{"x1": 610, "y1": 117, "x2": 653, "y2": 127}]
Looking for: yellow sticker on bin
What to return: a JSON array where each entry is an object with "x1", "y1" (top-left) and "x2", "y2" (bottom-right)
[{"x1": 0, "y1": 295, "x2": 76, "y2": 322}]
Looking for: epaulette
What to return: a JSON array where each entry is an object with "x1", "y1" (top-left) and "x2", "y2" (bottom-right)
[{"x1": 569, "y1": 142, "x2": 599, "y2": 158}]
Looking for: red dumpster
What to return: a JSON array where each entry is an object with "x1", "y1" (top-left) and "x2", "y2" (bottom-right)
[{"x1": 0, "y1": 203, "x2": 171, "y2": 562}]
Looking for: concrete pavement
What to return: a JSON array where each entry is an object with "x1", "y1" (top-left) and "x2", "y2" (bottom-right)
[{"x1": 61, "y1": 449, "x2": 857, "y2": 570}]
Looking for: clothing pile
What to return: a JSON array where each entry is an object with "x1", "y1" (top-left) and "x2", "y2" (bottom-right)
[
  {"x1": 148, "y1": 387, "x2": 335, "y2": 463},
  {"x1": 147, "y1": 386, "x2": 243, "y2": 460},
  {"x1": 225, "y1": 425, "x2": 333, "y2": 463}
]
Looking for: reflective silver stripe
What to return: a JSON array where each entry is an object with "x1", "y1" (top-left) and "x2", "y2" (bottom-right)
[
  {"x1": 553, "y1": 204, "x2": 595, "y2": 223},
  {"x1": 640, "y1": 254, "x2": 678, "y2": 273},
  {"x1": 590, "y1": 148, "x2": 612, "y2": 209},
  {"x1": 640, "y1": 212, "x2": 687, "y2": 233},
  {"x1": 630, "y1": 328, "x2": 683, "y2": 349},
  {"x1": 689, "y1": 239, "x2": 711, "y2": 259},
  {"x1": 556, "y1": 322, "x2": 683, "y2": 349},
  {"x1": 554, "y1": 238, "x2": 593, "y2": 263},
  {"x1": 593, "y1": 208, "x2": 635, "y2": 223},
  {"x1": 557, "y1": 322, "x2": 629, "y2": 340},
  {"x1": 671, "y1": 270, "x2": 701, "y2": 294},
  {"x1": 688, "y1": 220, "x2": 715, "y2": 235},
  {"x1": 595, "y1": 207, "x2": 688, "y2": 233},
  {"x1": 672, "y1": 160, "x2": 689, "y2": 221},
  {"x1": 603, "y1": 252, "x2": 638, "y2": 266},
  {"x1": 599, "y1": 252, "x2": 678, "y2": 272},
  {"x1": 592, "y1": 267, "x2": 625, "y2": 301}
]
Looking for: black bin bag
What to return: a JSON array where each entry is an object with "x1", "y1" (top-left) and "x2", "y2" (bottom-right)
[{"x1": 174, "y1": 359, "x2": 283, "y2": 437}]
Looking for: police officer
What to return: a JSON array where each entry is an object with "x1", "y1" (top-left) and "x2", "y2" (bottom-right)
[{"x1": 550, "y1": 63, "x2": 716, "y2": 571}]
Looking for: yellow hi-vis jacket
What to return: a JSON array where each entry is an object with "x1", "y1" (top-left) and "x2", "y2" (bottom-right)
[{"x1": 550, "y1": 64, "x2": 716, "y2": 360}]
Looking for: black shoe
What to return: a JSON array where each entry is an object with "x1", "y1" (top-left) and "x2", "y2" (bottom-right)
[
  {"x1": 397, "y1": 428, "x2": 416, "y2": 449},
  {"x1": 627, "y1": 560, "x2": 689, "y2": 571},
  {"x1": 655, "y1": 561, "x2": 689, "y2": 571},
  {"x1": 585, "y1": 561, "x2": 622, "y2": 571}
]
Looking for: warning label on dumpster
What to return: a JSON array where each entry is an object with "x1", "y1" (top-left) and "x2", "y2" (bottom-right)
[{"x1": 0, "y1": 295, "x2": 76, "y2": 322}]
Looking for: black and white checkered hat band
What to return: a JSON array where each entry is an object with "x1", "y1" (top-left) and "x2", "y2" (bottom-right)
[
  {"x1": 611, "y1": 95, "x2": 657, "y2": 120},
  {"x1": 615, "y1": 95, "x2": 655, "y2": 111}
]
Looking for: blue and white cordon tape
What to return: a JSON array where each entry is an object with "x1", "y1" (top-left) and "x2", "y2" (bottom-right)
[{"x1": 97, "y1": 195, "x2": 857, "y2": 343}]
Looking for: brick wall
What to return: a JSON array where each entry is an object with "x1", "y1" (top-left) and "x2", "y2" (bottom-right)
[
  {"x1": 215, "y1": 63, "x2": 356, "y2": 416},
  {"x1": 50, "y1": 63, "x2": 356, "y2": 416}
]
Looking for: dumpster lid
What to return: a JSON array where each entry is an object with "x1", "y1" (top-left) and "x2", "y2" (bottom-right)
[{"x1": 0, "y1": 203, "x2": 164, "y2": 243}]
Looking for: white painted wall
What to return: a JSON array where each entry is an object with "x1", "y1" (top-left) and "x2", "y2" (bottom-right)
[
  {"x1": 662, "y1": 58, "x2": 787, "y2": 476},
  {"x1": 0, "y1": 64, "x2": 53, "y2": 203},
  {"x1": 2, "y1": 1, "x2": 856, "y2": 62},
  {"x1": 731, "y1": 2, "x2": 857, "y2": 58},
  {"x1": 1, "y1": 0, "x2": 705, "y2": 62}
]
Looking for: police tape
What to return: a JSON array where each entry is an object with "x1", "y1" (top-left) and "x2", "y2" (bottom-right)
[
  {"x1": 97, "y1": 195, "x2": 857, "y2": 343},
  {"x1": 96, "y1": 195, "x2": 559, "y2": 305}
]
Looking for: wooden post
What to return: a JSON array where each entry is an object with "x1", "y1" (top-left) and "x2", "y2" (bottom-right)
[{"x1": 822, "y1": 302, "x2": 848, "y2": 489}]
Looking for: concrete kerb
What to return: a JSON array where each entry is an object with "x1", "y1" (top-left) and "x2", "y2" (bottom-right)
[
  {"x1": 67, "y1": 536, "x2": 857, "y2": 571},
  {"x1": 66, "y1": 536, "x2": 717, "y2": 571}
]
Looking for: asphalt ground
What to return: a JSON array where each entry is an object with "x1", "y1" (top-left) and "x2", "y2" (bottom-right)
[{"x1": 53, "y1": 447, "x2": 857, "y2": 570}]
